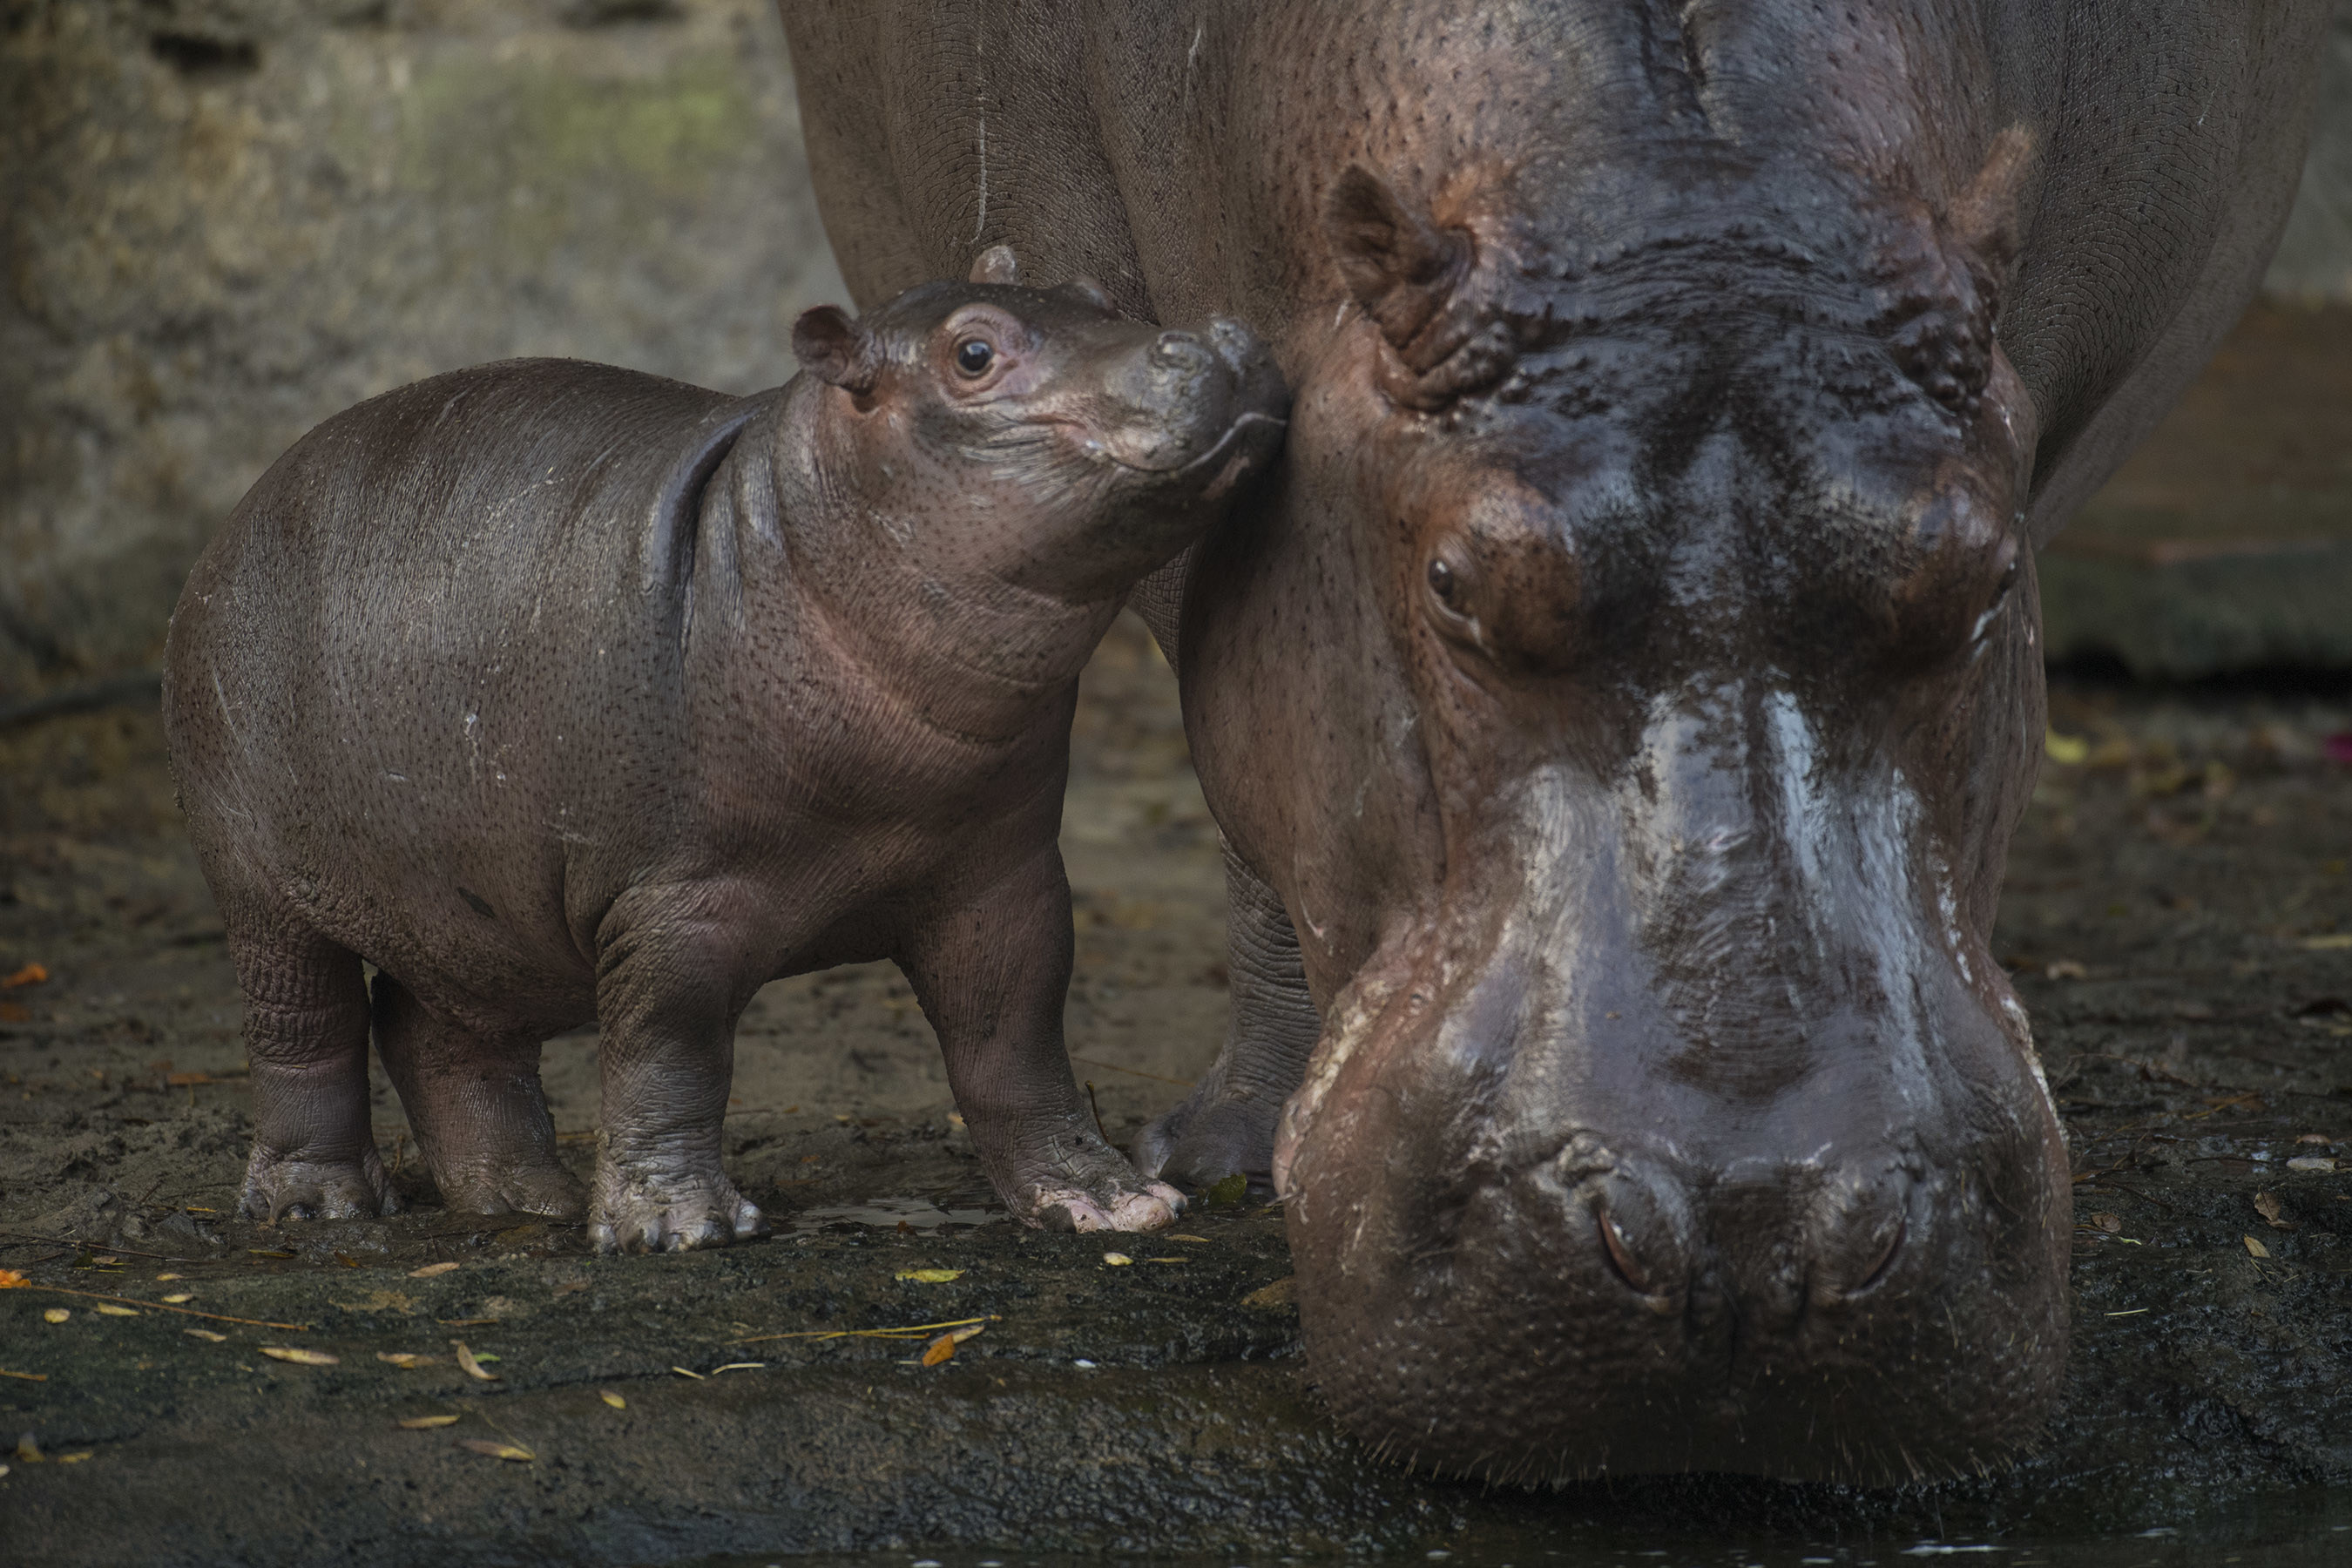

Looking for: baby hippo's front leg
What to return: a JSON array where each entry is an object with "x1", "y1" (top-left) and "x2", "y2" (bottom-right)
[
  {"x1": 590, "y1": 902, "x2": 769, "y2": 1254},
  {"x1": 902, "y1": 852, "x2": 1186, "y2": 1233}
]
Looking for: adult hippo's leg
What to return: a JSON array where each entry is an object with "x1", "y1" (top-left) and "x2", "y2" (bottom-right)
[
  {"x1": 1128, "y1": 568, "x2": 1324, "y2": 1190},
  {"x1": 589, "y1": 891, "x2": 767, "y2": 1254},
  {"x1": 369, "y1": 975, "x2": 585, "y2": 1220},
  {"x1": 228, "y1": 923, "x2": 400, "y2": 1222},
  {"x1": 1133, "y1": 839, "x2": 1322, "y2": 1188},
  {"x1": 899, "y1": 844, "x2": 1186, "y2": 1232}
]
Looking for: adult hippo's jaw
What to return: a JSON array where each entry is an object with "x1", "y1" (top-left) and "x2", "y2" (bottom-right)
[{"x1": 1184, "y1": 139, "x2": 2070, "y2": 1484}]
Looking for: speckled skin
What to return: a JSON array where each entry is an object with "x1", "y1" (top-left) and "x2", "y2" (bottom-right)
[
  {"x1": 161, "y1": 256, "x2": 1287, "y2": 1251},
  {"x1": 782, "y1": 2, "x2": 2327, "y2": 1481}
]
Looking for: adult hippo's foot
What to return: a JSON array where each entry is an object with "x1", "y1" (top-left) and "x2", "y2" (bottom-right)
[
  {"x1": 240, "y1": 1143, "x2": 401, "y2": 1222},
  {"x1": 1003, "y1": 1126, "x2": 1189, "y2": 1232},
  {"x1": 1135, "y1": 846, "x2": 1321, "y2": 1190},
  {"x1": 589, "y1": 1159, "x2": 767, "y2": 1254}
]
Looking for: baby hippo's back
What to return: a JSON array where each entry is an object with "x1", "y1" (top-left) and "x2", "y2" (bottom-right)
[{"x1": 165, "y1": 359, "x2": 760, "y2": 1025}]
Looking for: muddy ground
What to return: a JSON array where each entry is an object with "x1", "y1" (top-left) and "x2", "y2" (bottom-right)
[{"x1": 0, "y1": 618, "x2": 2349, "y2": 1565}]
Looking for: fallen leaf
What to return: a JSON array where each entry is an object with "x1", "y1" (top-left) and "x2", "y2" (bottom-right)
[
  {"x1": 921, "y1": 1332, "x2": 958, "y2": 1367},
  {"x1": 2044, "y1": 731, "x2": 2089, "y2": 766},
  {"x1": 260, "y1": 1346, "x2": 339, "y2": 1366},
  {"x1": 94, "y1": 1304, "x2": 139, "y2": 1317},
  {"x1": 0, "y1": 1269, "x2": 27, "y2": 1289},
  {"x1": 42, "y1": 1308, "x2": 68, "y2": 1323},
  {"x1": 409, "y1": 1261, "x2": 461, "y2": 1279},
  {"x1": 1146, "y1": 1256, "x2": 1189, "y2": 1264},
  {"x1": 1241, "y1": 1277, "x2": 1297, "y2": 1309},
  {"x1": 2088, "y1": 1213, "x2": 2123, "y2": 1233},
  {"x1": 161, "y1": 1293, "x2": 194, "y2": 1304},
  {"x1": 184, "y1": 1328, "x2": 227, "y2": 1342},
  {"x1": 2254, "y1": 1192, "x2": 2286, "y2": 1227},
  {"x1": 154, "y1": 1274, "x2": 182, "y2": 1282},
  {"x1": 1166, "y1": 1234, "x2": 1212, "y2": 1244},
  {"x1": 896, "y1": 1268, "x2": 963, "y2": 1283},
  {"x1": 2044, "y1": 959, "x2": 2088, "y2": 981},
  {"x1": 2287, "y1": 1156, "x2": 2337, "y2": 1173},
  {"x1": 450, "y1": 1342, "x2": 498, "y2": 1382},
  {"x1": 376, "y1": 1352, "x2": 438, "y2": 1369},
  {"x1": 14, "y1": 1434, "x2": 42, "y2": 1462},
  {"x1": 2301, "y1": 934, "x2": 2352, "y2": 951},
  {"x1": 1102, "y1": 1252, "x2": 1132, "y2": 1267},
  {"x1": 2, "y1": 963, "x2": 50, "y2": 989},
  {"x1": 55, "y1": 1450, "x2": 91, "y2": 1464},
  {"x1": 598, "y1": 1390, "x2": 625, "y2": 1410},
  {"x1": 1203, "y1": 1173, "x2": 1249, "y2": 1208},
  {"x1": 456, "y1": 1439, "x2": 533, "y2": 1463},
  {"x1": 0, "y1": 1369, "x2": 48, "y2": 1382},
  {"x1": 396, "y1": 1415, "x2": 460, "y2": 1429},
  {"x1": 2244, "y1": 1234, "x2": 2272, "y2": 1259},
  {"x1": 334, "y1": 1252, "x2": 360, "y2": 1269}
]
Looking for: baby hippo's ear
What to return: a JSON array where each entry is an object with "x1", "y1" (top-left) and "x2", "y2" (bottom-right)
[
  {"x1": 970, "y1": 245, "x2": 1021, "y2": 285},
  {"x1": 1053, "y1": 274, "x2": 1116, "y2": 313},
  {"x1": 792, "y1": 305, "x2": 878, "y2": 395}
]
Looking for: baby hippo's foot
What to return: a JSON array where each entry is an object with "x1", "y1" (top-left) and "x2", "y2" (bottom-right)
[
  {"x1": 1002, "y1": 1129, "x2": 1187, "y2": 1233},
  {"x1": 589, "y1": 1156, "x2": 767, "y2": 1254},
  {"x1": 1132, "y1": 1070, "x2": 1278, "y2": 1193},
  {"x1": 433, "y1": 1157, "x2": 587, "y2": 1222},
  {"x1": 240, "y1": 1143, "x2": 401, "y2": 1222}
]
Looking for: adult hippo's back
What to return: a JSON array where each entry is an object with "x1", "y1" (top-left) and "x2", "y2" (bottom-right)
[{"x1": 781, "y1": 3, "x2": 2328, "y2": 1483}]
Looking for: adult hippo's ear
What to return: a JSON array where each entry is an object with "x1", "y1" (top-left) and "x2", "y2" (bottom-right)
[
  {"x1": 791, "y1": 305, "x2": 879, "y2": 395},
  {"x1": 1326, "y1": 166, "x2": 1472, "y2": 355},
  {"x1": 970, "y1": 245, "x2": 1022, "y2": 286}
]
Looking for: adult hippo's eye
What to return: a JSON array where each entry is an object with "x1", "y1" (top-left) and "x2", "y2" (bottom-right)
[{"x1": 954, "y1": 338, "x2": 996, "y2": 377}]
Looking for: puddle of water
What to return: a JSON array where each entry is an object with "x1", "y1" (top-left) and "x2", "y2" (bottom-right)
[{"x1": 786, "y1": 1195, "x2": 1003, "y2": 1236}]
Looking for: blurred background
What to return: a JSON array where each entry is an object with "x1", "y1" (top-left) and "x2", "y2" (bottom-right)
[{"x1": 0, "y1": 0, "x2": 2347, "y2": 706}]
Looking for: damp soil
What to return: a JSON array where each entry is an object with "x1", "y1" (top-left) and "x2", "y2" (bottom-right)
[{"x1": 1, "y1": 618, "x2": 2349, "y2": 1565}]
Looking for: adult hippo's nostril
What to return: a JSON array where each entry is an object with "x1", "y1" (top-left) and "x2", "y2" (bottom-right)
[
  {"x1": 1804, "y1": 1163, "x2": 1917, "y2": 1304},
  {"x1": 1596, "y1": 1207, "x2": 1656, "y2": 1293},
  {"x1": 1566, "y1": 1155, "x2": 1693, "y2": 1312}
]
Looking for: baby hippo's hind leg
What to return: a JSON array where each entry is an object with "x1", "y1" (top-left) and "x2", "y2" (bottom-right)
[
  {"x1": 903, "y1": 851, "x2": 1186, "y2": 1233},
  {"x1": 229, "y1": 928, "x2": 399, "y2": 1222},
  {"x1": 370, "y1": 976, "x2": 586, "y2": 1220}
]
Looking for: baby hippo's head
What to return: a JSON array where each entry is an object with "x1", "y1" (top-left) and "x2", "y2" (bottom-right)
[{"x1": 790, "y1": 247, "x2": 1288, "y2": 605}]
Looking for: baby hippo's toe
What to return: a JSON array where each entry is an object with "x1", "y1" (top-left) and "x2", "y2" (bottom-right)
[
  {"x1": 590, "y1": 1165, "x2": 767, "y2": 1254},
  {"x1": 240, "y1": 1146, "x2": 401, "y2": 1223}
]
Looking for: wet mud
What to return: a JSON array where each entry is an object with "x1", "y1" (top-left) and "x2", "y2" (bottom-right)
[{"x1": 1, "y1": 619, "x2": 2349, "y2": 1564}]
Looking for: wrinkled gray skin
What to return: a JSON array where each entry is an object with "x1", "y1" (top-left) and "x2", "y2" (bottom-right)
[
  {"x1": 783, "y1": 1, "x2": 2328, "y2": 1482},
  {"x1": 162, "y1": 253, "x2": 1287, "y2": 1251}
]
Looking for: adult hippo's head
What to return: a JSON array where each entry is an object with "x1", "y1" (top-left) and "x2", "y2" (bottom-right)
[{"x1": 1179, "y1": 130, "x2": 2068, "y2": 1484}]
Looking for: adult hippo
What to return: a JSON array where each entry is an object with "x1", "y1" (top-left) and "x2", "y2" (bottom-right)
[{"x1": 781, "y1": 2, "x2": 2328, "y2": 1483}]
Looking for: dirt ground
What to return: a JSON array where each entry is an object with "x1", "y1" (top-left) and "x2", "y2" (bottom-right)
[{"x1": 1, "y1": 617, "x2": 2349, "y2": 1565}]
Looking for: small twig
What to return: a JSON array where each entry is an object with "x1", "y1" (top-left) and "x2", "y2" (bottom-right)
[
  {"x1": 729, "y1": 1314, "x2": 999, "y2": 1347},
  {"x1": 0, "y1": 1280, "x2": 308, "y2": 1329},
  {"x1": 0, "y1": 1233, "x2": 202, "y2": 1263},
  {"x1": 1084, "y1": 1080, "x2": 1108, "y2": 1144},
  {"x1": 1068, "y1": 1055, "x2": 1194, "y2": 1088}
]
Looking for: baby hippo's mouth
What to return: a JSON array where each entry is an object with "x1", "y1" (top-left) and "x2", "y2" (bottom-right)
[{"x1": 1093, "y1": 316, "x2": 1290, "y2": 481}]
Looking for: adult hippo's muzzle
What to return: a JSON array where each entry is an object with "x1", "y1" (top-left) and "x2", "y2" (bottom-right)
[{"x1": 1271, "y1": 676, "x2": 2071, "y2": 1484}]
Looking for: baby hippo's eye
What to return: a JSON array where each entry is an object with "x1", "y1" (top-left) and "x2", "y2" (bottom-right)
[
  {"x1": 954, "y1": 338, "x2": 996, "y2": 377},
  {"x1": 1427, "y1": 558, "x2": 1456, "y2": 601}
]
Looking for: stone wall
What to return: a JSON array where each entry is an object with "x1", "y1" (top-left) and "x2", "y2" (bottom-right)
[
  {"x1": 0, "y1": 1, "x2": 2347, "y2": 696},
  {"x1": 0, "y1": 0, "x2": 843, "y2": 696}
]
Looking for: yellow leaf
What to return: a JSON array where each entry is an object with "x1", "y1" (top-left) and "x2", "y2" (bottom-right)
[
  {"x1": 409, "y1": 1261, "x2": 461, "y2": 1279},
  {"x1": 921, "y1": 1332, "x2": 957, "y2": 1367},
  {"x1": 396, "y1": 1415, "x2": 460, "y2": 1429},
  {"x1": 1101, "y1": 1252, "x2": 1132, "y2": 1267},
  {"x1": 162, "y1": 1294, "x2": 194, "y2": 1304},
  {"x1": 456, "y1": 1438, "x2": 533, "y2": 1462},
  {"x1": 260, "y1": 1346, "x2": 339, "y2": 1366},
  {"x1": 2244, "y1": 1234, "x2": 2271, "y2": 1259},
  {"x1": 56, "y1": 1451, "x2": 92, "y2": 1464},
  {"x1": 598, "y1": 1390, "x2": 625, "y2": 1410},
  {"x1": 2300, "y1": 934, "x2": 2352, "y2": 950},
  {"x1": 376, "y1": 1351, "x2": 437, "y2": 1369},
  {"x1": 1166, "y1": 1234, "x2": 1212, "y2": 1244},
  {"x1": 185, "y1": 1328, "x2": 227, "y2": 1342},
  {"x1": 1241, "y1": 1277, "x2": 1297, "y2": 1309},
  {"x1": 896, "y1": 1268, "x2": 963, "y2": 1283},
  {"x1": 94, "y1": 1304, "x2": 139, "y2": 1317},
  {"x1": 42, "y1": 1308, "x2": 68, "y2": 1324},
  {"x1": 2044, "y1": 730, "x2": 2089, "y2": 766},
  {"x1": 155, "y1": 1274, "x2": 182, "y2": 1282},
  {"x1": 450, "y1": 1342, "x2": 499, "y2": 1382}
]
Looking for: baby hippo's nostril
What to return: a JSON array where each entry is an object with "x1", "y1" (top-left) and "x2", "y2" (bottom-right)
[
  {"x1": 1597, "y1": 1207, "x2": 1655, "y2": 1293},
  {"x1": 1150, "y1": 330, "x2": 1210, "y2": 369},
  {"x1": 1578, "y1": 1160, "x2": 1693, "y2": 1308},
  {"x1": 1206, "y1": 316, "x2": 1258, "y2": 368}
]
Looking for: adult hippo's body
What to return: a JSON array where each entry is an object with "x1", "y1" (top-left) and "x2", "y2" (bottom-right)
[{"x1": 781, "y1": 2, "x2": 2328, "y2": 1483}]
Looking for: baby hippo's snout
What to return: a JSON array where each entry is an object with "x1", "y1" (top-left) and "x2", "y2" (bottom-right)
[{"x1": 1095, "y1": 315, "x2": 1288, "y2": 477}]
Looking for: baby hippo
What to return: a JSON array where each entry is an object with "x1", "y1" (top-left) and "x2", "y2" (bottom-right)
[{"x1": 163, "y1": 247, "x2": 1287, "y2": 1250}]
